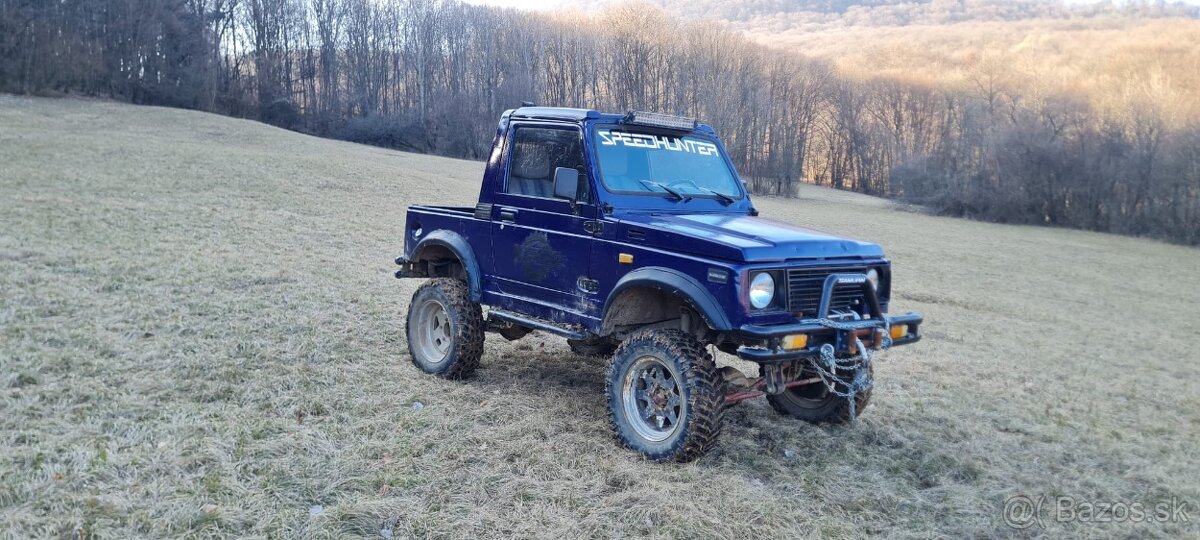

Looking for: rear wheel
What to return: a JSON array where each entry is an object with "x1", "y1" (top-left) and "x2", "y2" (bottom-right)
[
  {"x1": 606, "y1": 329, "x2": 723, "y2": 462},
  {"x1": 763, "y1": 364, "x2": 872, "y2": 424},
  {"x1": 405, "y1": 278, "x2": 484, "y2": 379}
]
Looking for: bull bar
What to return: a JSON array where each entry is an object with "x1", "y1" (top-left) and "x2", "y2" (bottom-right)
[{"x1": 736, "y1": 273, "x2": 923, "y2": 363}]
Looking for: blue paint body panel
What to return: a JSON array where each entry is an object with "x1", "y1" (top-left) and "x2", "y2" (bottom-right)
[
  {"x1": 400, "y1": 107, "x2": 921, "y2": 355},
  {"x1": 611, "y1": 212, "x2": 884, "y2": 262}
]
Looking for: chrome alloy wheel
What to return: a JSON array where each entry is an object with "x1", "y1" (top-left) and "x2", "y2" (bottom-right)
[
  {"x1": 412, "y1": 298, "x2": 452, "y2": 364},
  {"x1": 622, "y1": 355, "x2": 684, "y2": 442}
]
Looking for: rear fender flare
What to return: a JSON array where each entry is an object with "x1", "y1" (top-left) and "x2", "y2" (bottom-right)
[{"x1": 409, "y1": 230, "x2": 482, "y2": 302}]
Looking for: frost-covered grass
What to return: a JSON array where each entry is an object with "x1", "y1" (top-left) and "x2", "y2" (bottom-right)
[{"x1": 1, "y1": 96, "x2": 1197, "y2": 538}]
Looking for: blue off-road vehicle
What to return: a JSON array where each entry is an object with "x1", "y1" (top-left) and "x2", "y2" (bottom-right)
[{"x1": 395, "y1": 108, "x2": 922, "y2": 462}]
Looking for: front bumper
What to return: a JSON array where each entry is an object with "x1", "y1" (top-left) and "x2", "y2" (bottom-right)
[{"x1": 735, "y1": 273, "x2": 923, "y2": 363}]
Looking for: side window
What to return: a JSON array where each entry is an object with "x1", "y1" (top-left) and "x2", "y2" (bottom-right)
[{"x1": 506, "y1": 127, "x2": 590, "y2": 203}]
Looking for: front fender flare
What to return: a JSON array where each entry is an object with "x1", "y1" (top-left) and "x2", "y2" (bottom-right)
[
  {"x1": 602, "y1": 267, "x2": 733, "y2": 332},
  {"x1": 407, "y1": 230, "x2": 482, "y2": 302}
]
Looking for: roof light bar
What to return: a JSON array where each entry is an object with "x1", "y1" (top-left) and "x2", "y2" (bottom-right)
[{"x1": 623, "y1": 111, "x2": 697, "y2": 131}]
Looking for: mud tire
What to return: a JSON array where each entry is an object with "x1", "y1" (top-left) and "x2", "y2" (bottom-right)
[
  {"x1": 605, "y1": 329, "x2": 723, "y2": 462},
  {"x1": 763, "y1": 364, "x2": 872, "y2": 424},
  {"x1": 405, "y1": 278, "x2": 484, "y2": 379}
]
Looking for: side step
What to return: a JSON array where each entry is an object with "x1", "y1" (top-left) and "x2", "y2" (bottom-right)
[{"x1": 487, "y1": 309, "x2": 586, "y2": 340}]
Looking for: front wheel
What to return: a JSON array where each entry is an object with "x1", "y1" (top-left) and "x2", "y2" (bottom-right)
[
  {"x1": 405, "y1": 278, "x2": 484, "y2": 379},
  {"x1": 763, "y1": 364, "x2": 872, "y2": 424},
  {"x1": 605, "y1": 329, "x2": 723, "y2": 462}
]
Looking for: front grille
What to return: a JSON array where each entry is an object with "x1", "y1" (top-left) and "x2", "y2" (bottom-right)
[{"x1": 786, "y1": 266, "x2": 868, "y2": 317}]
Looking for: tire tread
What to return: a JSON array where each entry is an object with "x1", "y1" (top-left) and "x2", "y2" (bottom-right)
[
  {"x1": 763, "y1": 365, "x2": 871, "y2": 424},
  {"x1": 405, "y1": 278, "x2": 484, "y2": 379},
  {"x1": 606, "y1": 329, "x2": 723, "y2": 462}
]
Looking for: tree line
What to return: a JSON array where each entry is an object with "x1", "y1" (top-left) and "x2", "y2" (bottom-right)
[
  {"x1": 2, "y1": 0, "x2": 1197, "y2": 245},
  {"x1": 669, "y1": 0, "x2": 1200, "y2": 28}
]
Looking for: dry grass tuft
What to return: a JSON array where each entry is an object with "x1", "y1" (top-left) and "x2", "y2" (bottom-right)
[{"x1": 1, "y1": 96, "x2": 1198, "y2": 538}]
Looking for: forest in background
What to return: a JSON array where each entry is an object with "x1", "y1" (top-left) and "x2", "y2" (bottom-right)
[
  {"x1": 2, "y1": 0, "x2": 1199, "y2": 245},
  {"x1": 632, "y1": 0, "x2": 1200, "y2": 27}
]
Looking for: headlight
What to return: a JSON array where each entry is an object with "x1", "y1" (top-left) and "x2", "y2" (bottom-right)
[
  {"x1": 866, "y1": 268, "x2": 880, "y2": 290},
  {"x1": 749, "y1": 272, "x2": 775, "y2": 309}
]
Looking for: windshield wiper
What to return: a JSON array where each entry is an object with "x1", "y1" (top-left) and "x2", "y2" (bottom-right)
[
  {"x1": 674, "y1": 179, "x2": 736, "y2": 204},
  {"x1": 639, "y1": 180, "x2": 690, "y2": 201},
  {"x1": 693, "y1": 186, "x2": 735, "y2": 204}
]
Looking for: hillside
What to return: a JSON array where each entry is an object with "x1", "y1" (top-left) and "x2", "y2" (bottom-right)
[
  {"x1": 564, "y1": 0, "x2": 1200, "y2": 23},
  {"x1": 569, "y1": 0, "x2": 1200, "y2": 121},
  {"x1": 1, "y1": 97, "x2": 1198, "y2": 538},
  {"x1": 750, "y1": 17, "x2": 1200, "y2": 120}
]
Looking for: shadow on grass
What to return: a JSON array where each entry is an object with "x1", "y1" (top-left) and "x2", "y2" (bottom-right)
[{"x1": 452, "y1": 336, "x2": 942, "y2": 472}]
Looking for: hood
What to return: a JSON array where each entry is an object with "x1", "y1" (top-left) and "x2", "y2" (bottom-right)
[{"x1": 614, "y1": 212, "x2": 884, "y2": 263}]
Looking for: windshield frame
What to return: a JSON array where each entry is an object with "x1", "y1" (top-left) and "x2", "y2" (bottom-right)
[{"x1": 588, "y1": 124, "x2": 748, "y2": 202}]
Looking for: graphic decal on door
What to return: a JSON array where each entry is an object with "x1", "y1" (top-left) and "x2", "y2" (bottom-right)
[{"x1": 514, "y1": 231, "x2": 563, "y2": 282}]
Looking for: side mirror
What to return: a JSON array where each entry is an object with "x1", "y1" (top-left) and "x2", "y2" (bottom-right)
[{"x1": 552, "y1": 167, "x2": 579, "y2": 202}]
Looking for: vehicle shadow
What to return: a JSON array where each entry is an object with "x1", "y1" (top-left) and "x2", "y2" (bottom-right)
[{"x1": 461, "y1": 333, "x2": 901, "y2": 467}]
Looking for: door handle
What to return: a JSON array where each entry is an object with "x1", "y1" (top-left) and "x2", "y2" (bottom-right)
[{"x1": 499, "y1": 208, "x2": 518, "y2": 222}]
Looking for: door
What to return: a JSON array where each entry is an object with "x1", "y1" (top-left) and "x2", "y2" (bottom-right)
[{"x1": 491, "y1": 124, "x2": 601, "y2": 320}]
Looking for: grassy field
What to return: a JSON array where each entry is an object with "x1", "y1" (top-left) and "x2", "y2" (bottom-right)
[{"x1": 1, "y1": 96, "x2": 1198, "y2": 539}]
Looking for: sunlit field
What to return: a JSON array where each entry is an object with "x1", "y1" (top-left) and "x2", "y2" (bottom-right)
[{"x1": 1, "y1": 96, "x2": 1197, "y2": 538}]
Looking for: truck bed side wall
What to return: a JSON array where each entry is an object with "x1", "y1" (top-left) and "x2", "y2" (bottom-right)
[{"x1": 404, "y1": 206, "x2": 493, "y2": 292}]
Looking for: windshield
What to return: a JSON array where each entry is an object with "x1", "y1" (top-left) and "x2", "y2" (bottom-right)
[{"x1": 592, "y1": 128, "x2": 742, "y2": 199}]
